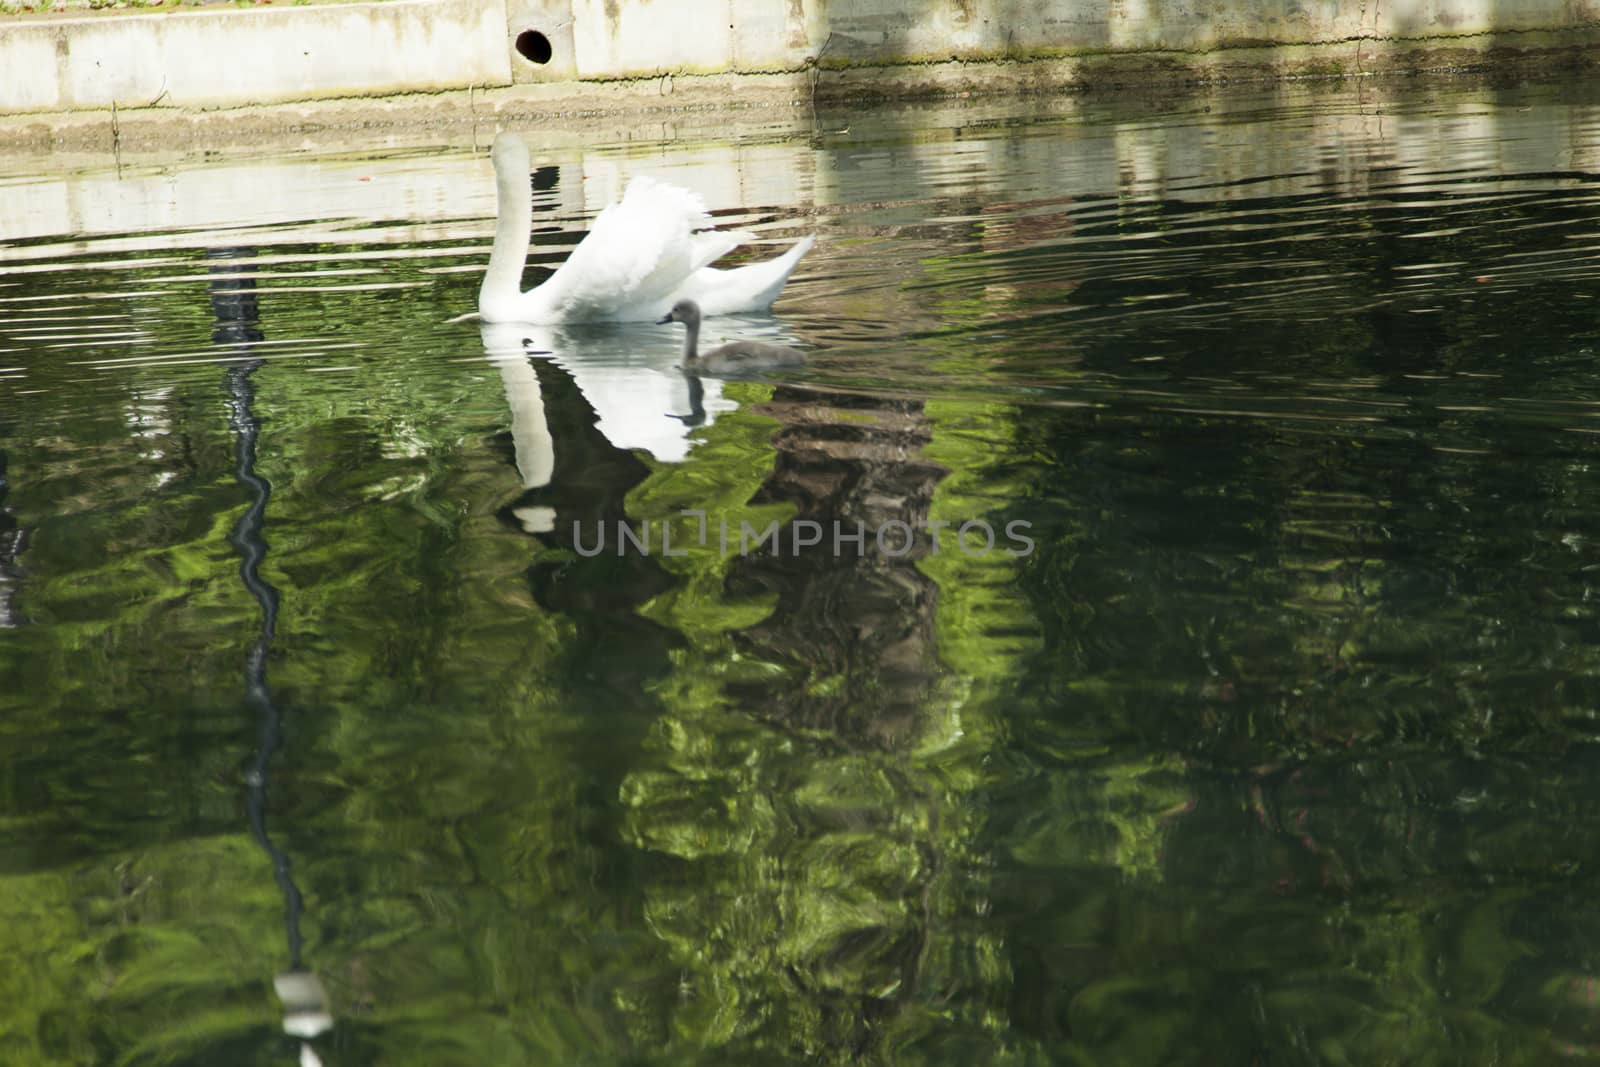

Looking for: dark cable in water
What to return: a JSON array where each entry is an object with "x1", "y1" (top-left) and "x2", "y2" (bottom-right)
[
  {"x1": 224, "y1": 358, "x2": 305, "y2": 971},
  {"x1": 212, "y1": 254, "x2": 329, "y2": 1053}
]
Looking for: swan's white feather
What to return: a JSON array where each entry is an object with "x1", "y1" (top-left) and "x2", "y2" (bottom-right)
[
  {"x1": 479, "y1": 134, "x2": 811, "y2": 325},
  {"x1": 679, "y1": 235, "x2": 818, "y2": 317},
  {"x1": 543, "y1": 177, "x2": 752, "y2": 320}
]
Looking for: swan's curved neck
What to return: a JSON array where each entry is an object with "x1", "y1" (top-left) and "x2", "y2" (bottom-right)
[
  {"x1": 481, "y1": 146, "x2": 533, "y2": 313},
  {"x1": 679, "y1": 317, "x2": 702, "y2": 364}
]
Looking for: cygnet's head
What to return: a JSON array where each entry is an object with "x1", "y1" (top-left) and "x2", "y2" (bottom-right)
[{"x1": 656, "y1": 299, "x2": 702, "y2": 328}]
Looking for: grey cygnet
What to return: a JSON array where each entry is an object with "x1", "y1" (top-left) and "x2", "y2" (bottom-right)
[{"x1": 656, "y1": 299, "x2": 807, "y2": 374}]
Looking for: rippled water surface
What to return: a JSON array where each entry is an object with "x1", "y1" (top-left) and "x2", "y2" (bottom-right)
[{"x1": 8, "y1": 81, "x2": 1600, "y2": 1064}]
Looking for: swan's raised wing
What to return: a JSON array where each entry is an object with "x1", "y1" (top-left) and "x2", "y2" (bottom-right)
[
  {"x1": 541, "y1": 176, "x2": 752, "y2": 321},
  {"x1": 679, "y1": 234, "x2": 817, "y2": 317}
]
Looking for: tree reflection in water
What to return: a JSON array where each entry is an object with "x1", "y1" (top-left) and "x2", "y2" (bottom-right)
[{"x1": 480, "y1": 285, "x2": 1002, "y2": 1053}]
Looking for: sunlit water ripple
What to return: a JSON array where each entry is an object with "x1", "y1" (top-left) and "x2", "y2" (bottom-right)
[{"x1": 8, "y1": 83, "x2": 1600, "y2": 1064}]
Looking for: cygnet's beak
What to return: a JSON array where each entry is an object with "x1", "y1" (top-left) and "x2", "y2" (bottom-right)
[{"x1": 655, "y1": 314, "x2": 672, "y2": 325}]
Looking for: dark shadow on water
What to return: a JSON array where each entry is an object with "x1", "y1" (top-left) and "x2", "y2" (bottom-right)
[{"x1": 499, "y1": 352, "x2": 684, "y2": 681}]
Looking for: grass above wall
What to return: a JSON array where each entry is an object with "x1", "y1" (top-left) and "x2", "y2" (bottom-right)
[{"x1": 0, "y1": 0, "x2": 399, "y2": 16}]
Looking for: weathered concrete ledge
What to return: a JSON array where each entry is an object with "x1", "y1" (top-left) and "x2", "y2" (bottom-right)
[
  {"x1": 1, "y1": 0, "x2": 1598, "y2": 150},
  {"x1": 0, "y1": 0, "x2": 510, "y2": 112}
]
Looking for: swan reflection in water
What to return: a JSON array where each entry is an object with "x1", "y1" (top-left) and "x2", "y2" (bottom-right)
[{"x1": 478, "y1": 317, "x2": 805, "y2": 512}]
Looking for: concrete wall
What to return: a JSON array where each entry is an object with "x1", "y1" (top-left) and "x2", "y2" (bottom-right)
[
  {"x1": 1, "y1": 0, "x2": 1598, "y2": 116},
  {"x1": 508, "y1": 0, "x2": 1600, "y2": 77},
  {"x1": 0, "y1": 0, "x2": 509, "y2": 113}
]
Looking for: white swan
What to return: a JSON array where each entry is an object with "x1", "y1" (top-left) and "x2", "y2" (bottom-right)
[{"x1": 479, "y1": 133, "x2": 815, "y2": 325}]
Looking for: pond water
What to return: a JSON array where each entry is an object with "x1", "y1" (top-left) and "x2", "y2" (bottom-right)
[{"x1": 6, "y1": 78, "x2": 1600, "y2": 1064}]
